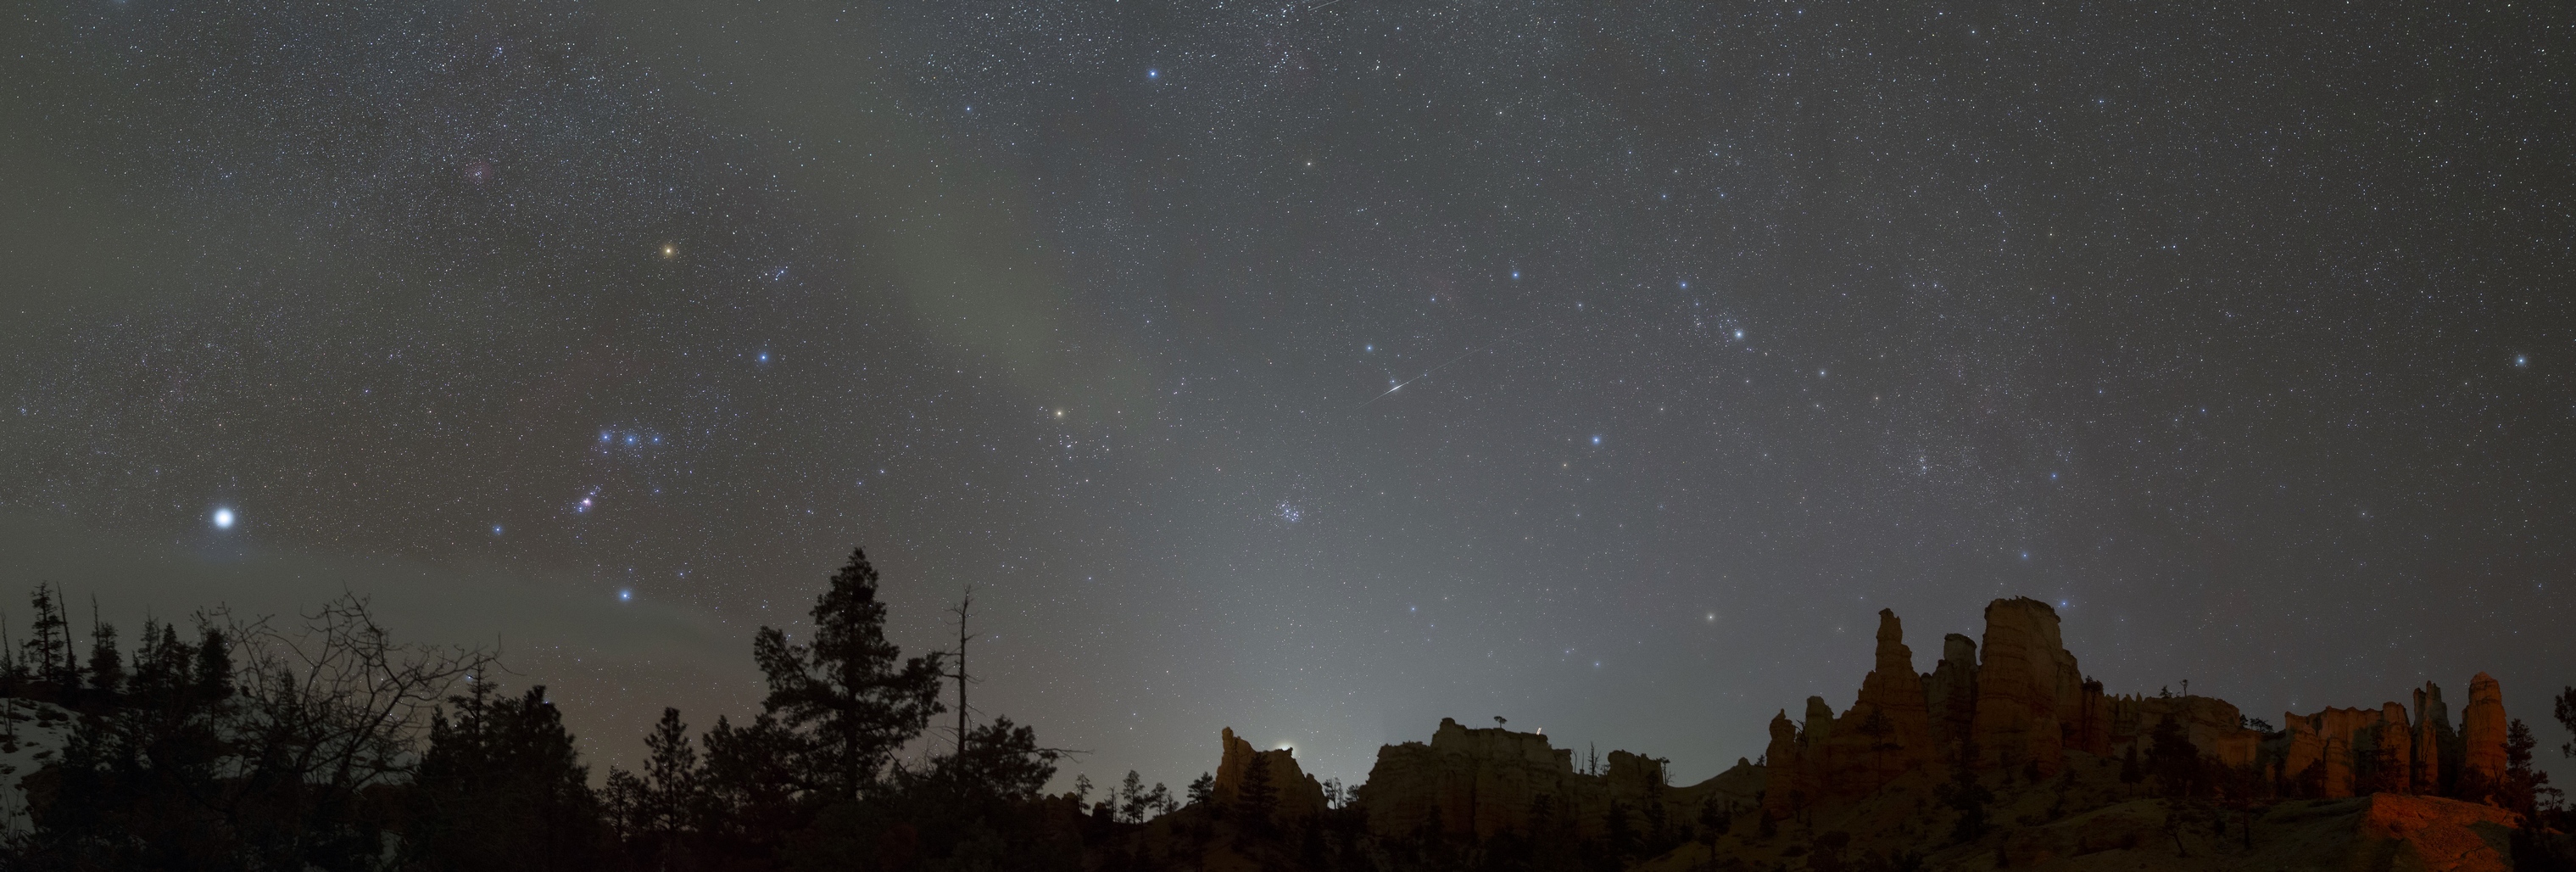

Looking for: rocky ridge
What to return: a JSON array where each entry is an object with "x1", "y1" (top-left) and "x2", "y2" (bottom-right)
[{"x1": 1149, "y1": 596, "x2": 2556, "y2": 872}]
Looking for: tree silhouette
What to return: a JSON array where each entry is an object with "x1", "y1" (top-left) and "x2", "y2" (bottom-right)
[
  {"x1": 2555, "y1": 686, "x2": 2576, "y2": 762},
  {"x1": 2498, "y1": 718, "x2": 2558, "y2": 819},
  {"x1": 2148, "y1": 716, "x2": 2203, "y2": 798},
  {"x1": 1237, "y1": 748, "x2": 1280, "y2": 839},
  {"x1": 750, "y1": 547, "x2": 947, "y2": 802},
  {"x1": 23, "y1": 582, "x2": 75, "y2": 694},
  {"x1": 407, "y1": 682, "x2": 605, "y2": 871},
  {"x1": 1858, "y1": 708, "x2": 1899, "y2": 776}
]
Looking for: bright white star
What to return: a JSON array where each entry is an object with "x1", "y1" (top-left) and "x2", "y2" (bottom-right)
[{"x1": 211, "y1": 508, "x2": 235, "y2": 530}]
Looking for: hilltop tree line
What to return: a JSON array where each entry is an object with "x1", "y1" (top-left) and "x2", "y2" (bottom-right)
[{"x1": 0, "y1": 548, "x2": 1077, "y2": 871}]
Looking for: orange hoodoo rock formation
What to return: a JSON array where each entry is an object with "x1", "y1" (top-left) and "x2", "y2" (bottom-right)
[
  {"x1": 1354, "y1": 717, "x2": 1761, "y2": 841},
  {"x1": 1761, "y1": 596, "x2": 2520, "y2": 819},
  {"x1": 1176, "y1": 596, "x2": 2540, "y2": 872},
  {"x1": 1211, "y1": 727, "x2": 1329, "y2": 823}
]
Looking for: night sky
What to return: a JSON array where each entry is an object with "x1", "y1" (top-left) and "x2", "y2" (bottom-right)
[{"x1": 3, "y1": 0, "x2": 2571, "y2": 791}]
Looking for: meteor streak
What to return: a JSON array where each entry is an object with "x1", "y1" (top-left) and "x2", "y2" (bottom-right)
[{"x1": 1357, "y1": 336, "x2": 1507, "y2": 409}]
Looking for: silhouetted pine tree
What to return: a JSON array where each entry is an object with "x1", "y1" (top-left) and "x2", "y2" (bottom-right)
[
  {"x1": 23, "y1": 583, "x2": 75, "y2": 696},
  {"x1": 406, "y1": 683, "x2": 605, "y2": 871},
  {"x1": 2148, "y1": 716, "x2": 2203, "y2": 798},
  {"x1": 2499, "y1": 719, "x2": 2558, "y2": 819},
  {"x1": 85, "y1": 620, "x2": 122, "y2": 701},
  {"x1": 694, "y1": 712, "x2": 805, "y2": 862},
  {"x1": 22, "y1": 619, "x2": 268, "y2": 870},
  {"x1": 1237, "y1": 749, "x2": 1279, "y2": 839},
  {"x1": 750, "y1": 547, "x2": 947, "y2": 803}
]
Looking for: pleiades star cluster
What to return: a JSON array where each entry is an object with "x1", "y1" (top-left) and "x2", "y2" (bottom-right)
[{"x1": 1, "y1": 0, "x2": 2568, "y2": 787}]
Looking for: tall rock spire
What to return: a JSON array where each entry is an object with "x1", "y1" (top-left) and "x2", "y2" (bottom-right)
[
  {"x1": 1970, "y1": 597, "x2": 2077, "y2": 776},
  {"x1": 2459, "y1": 673, "x2": 2508, "y2": 797}
]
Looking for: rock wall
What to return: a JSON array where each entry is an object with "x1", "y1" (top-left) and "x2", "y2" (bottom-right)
[
  {"x1": 1299, "y1": 597, "x2": 2521, "y2": 847},
  {"x1": 1212, "y1": 727, "x2": 1328, "y2": 823},
  {"x1": 2460, "y1": 673, "x2": 2507, "y2": 796},
  {"x1": 1921, "y1": 633, "x2": 1978, "y2": 757},
  {"x1": 1356, "y1": 717, "x2": 1595, "y2": 839},
  {"x1": 1741, "y1": 597, "x2": 2512, "y2": 815},
  {"x1": 2279, "y1": 674, "x2": 2507, "y2": 802},
  {"x1": 1353, "y1": 717, "x2": 1752, "y2": 841},
  {"x1": 1809, "y1": 610, "x2": 1937, "y2": 800},
  {"x1": 1761, "y1": 709, "x2": 1804, "y2": 820},
  {"x1": 1970, "y1": 597, "x2": 2079, "y2": 776},
  {"x1": 2107, "y1": 695, "x2": 2260, "y2": 769}
]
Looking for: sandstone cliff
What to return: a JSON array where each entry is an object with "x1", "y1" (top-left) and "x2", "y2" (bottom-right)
[
  {"x1": 1155, "y1": 596, "x2": 2547, "y2": 872},
  {"x1": 2460, "y1": 672, "x2": 2508, "y2": 795},
  {"x1": 1969, "y1": 597, "x2": 2081, "y2": 776},
  {"x1": 1355, "y1": 717, "x2": 1760, "y2": 841},
  {"x1": 1212, "y1": 727, "x2": 1329, "y2": 823}
]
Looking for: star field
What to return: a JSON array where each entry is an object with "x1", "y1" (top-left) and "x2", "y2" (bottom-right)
[{"x1": 1, "y1": 0, "x2": 2570, "y2": 788}]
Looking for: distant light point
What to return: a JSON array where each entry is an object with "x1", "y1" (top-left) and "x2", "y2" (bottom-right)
[
  {"x1": 2515, "y1": 354, "x2": 2529, "y2": 367},
  {"x1": 492, "y1": 525, "x2": 504, "y2": 535},
  {"x1": 211, "y1": 507, "x2": 235, "y2": 530},
  {"x1": 1146, "y1": 68, "x2": 1159, "y2": 79},
  {"x1": 1590, "y1": 434, "x2": 1602, "y2": 445},
  {"x1": 659, "y1": 243, "x2": 677, "y2": 259},
  {"x1": 619, "y1": 590, "x2": 633, "y2": 602}
]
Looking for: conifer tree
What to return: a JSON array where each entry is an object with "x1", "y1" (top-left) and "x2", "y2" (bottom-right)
[
  {"x1": 1237, "y1": 750, "x2": 1279, "y2": 837},
  {"x1": 2555, "y1": 686, "x2": 2575, "y2": 762},
  {"x1": 85, "y1": 620, "x2": 122, "y2": 699},
  {"x1": 1118, "y1": 769, "x2": 1150, "y2": 823},
  {"x1": 750, "y1": 547, "x2": 946, "y2": 802},
  {"x1": 2149, "y1": 716, "x2": 2203, "y2": 798},
  {"x1": 23, "y1": 583, "x2": 75, "y2": 693},
  {"x1": 643, "y1": 707, "x2": 701, "y2": 836},
  {"x1": 409, "y1": 683, "x2": 605, "y2": 871},
  {"x1": 2499, "y1": 719, "x2": 2557, "y2": 819}
]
